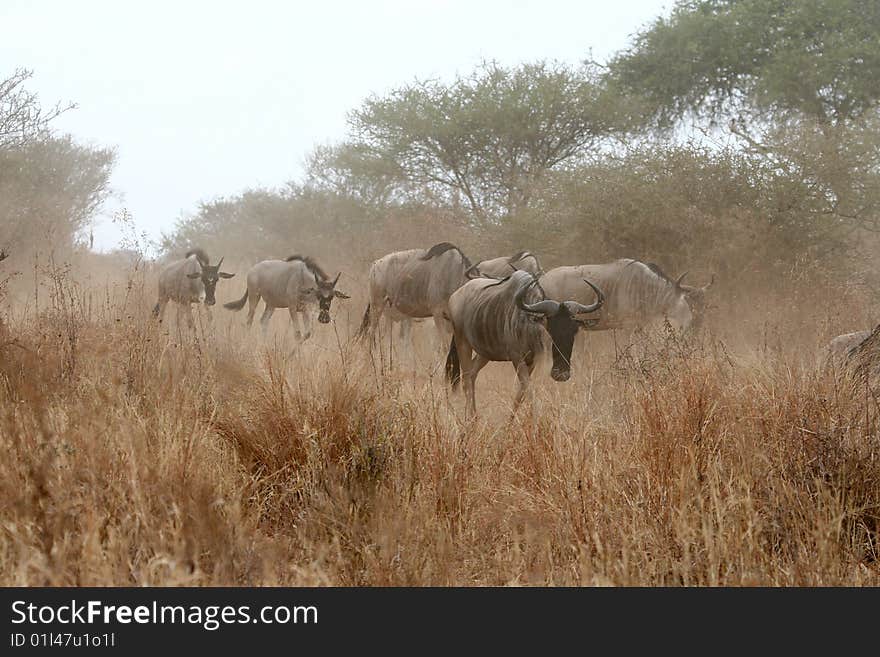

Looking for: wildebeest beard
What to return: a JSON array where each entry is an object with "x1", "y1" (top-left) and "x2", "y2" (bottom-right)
[
  {"x1": 316, "y1": 282, "x2": 335, "y2": 323},
  {"x1": 546, "y1": 308, "x2": 581, "y2": 382},
  {"x1": 199, "y1": 267, "x2": 221, "y2": 305}
]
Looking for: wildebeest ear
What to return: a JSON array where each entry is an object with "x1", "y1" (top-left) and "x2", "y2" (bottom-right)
[
  {"x1": 333, "y1": 290, "x2": 350, "y2": 299},
  {"x1": 218, "y1": 272, "x2": 235, "y2": 278},
  {"x1": 187, "y1": 272, "x2": 201, "y2": 279}
]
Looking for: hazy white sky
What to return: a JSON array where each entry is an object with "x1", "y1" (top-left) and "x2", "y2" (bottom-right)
[{"x1": 2, "y1": 0, "x2": 670, "y2": 250}]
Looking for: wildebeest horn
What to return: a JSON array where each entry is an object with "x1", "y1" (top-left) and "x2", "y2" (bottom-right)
[
  {"x1": 216, "y1": 256, "x2": 223, "y2": 269},
  {"x1": 675, "y1": 271, "x2": 688, "y2": 287},
  {"x1": 332, "y1": 272, "x2": 341, "y2": 286},
  {"x1": 515, "y1": 278, "x2": 560, "y2": 316},
  {"x1": 465, "y1": 263, "x2": 482, "y2": 279},
  {"x1": 562, "y1": 279, "x2": 605, "y2": 315},
  {"x1": 702, "y1": 274, "x2": 715, "y2": 291}
]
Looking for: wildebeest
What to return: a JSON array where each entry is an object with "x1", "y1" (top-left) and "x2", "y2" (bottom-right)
[
  {"x1": 356, "y1": 248, "x2": 423, "y2": 348},
  {"x1": 827, "y1": 329, "x2": 872, "y2": 364},
  {"x1": 224, "y1": 255, "x2": 349, "y2": 339},
  {"x1": 445, "y1": 270, "x2": 604, "y2": 417},
  {"x1": 153, "y1": 248, "x2": 235, "y2": 326},
  {"x1": 824, "y1": 327, "x2": 880, "y2": 378},
  {"x1": 472, "y1": 250, "x2": 544, "y2": 279},
  {"x1": 539, "y1": 259, "x2": 713, "y2": 333},
  {"x1": 357, "y1": 242, "x2": 480, "y2": 351}
]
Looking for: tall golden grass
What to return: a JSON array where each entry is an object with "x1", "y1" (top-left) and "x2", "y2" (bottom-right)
[{"x1": 0, "y1": 260, "x2": 878, "y2": 586}]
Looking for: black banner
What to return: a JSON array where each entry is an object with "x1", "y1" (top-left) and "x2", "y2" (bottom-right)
[{"x1": 1, "y1": 587, "x2": 876, "y2": 651}]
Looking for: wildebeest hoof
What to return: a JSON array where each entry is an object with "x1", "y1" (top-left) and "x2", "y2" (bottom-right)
[{"x1": 551, "y1": 369, "x2": 571, "y2": 382}]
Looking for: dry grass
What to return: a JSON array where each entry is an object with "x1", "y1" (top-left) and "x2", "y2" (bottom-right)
[{"x1": 0, "y1": 263, "x2": 878, "y2": 586}]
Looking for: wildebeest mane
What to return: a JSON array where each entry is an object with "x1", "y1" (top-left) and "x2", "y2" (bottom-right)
[
  {"x1": 642, "y1": 261, "x2": 677, "y2": 285},
  {"x1": 285, "y1": 254, "x2": 329, "y2": 280},
  {"x1": 185, "y1": 248, "x2": 210, "y2": 266},
  {"x1": 508, "y1": 250, "x2": 530, "y2": 263},
  {"x1": 420, "y1": 242, "x2": 473, "y2": 268}
]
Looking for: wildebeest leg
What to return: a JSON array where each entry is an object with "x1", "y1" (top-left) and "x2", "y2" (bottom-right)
[
  {"x1": 260, "y1": 306, "x2": 275, "y2": 336},
  {"x1": 432, "y1": 312, "x2": 453, "y2": 369},
  {"x1": 300, "y1": 309, "x2": 312, "y2": 341},
  {"x1": 154, "y1": 297, "x2": 169, "y2": 323},
  {"x1": 383, "y1": 314, "x2": 396, "y2": 367},
  {"x1": 367, "y1": 299, "x2": 385, "y2": 345},
  {"x1": 400, "y1": 319, "x2": 414, "y2": 361},
  {"x1": 454, "y1": 333, "x2": 487, "y2": 418},
  {"x1": 464, "y1": 353, "x2": 489, "y2": 419},
  {"x1": 512, "y1": 357, "x2": 537, "y2": 415},
  {"x1": 287, "y1": 307, "x2": 303, "y2": 341},
  {"x1": 245, "y1": 293, "x2": 260, "y2": 327},
  {"x1": 455, "y1": 335, "x2": 474, "y2": 416}
]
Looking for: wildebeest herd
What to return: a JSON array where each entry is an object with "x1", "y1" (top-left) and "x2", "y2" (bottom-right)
[{"x1": 154, "y1": 243, "x2": 873, "y2": 416}]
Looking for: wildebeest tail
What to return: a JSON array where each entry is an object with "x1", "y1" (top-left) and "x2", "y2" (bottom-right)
[
  {"x1": 421, "y1": 241, "x2": 473, "y2": 269},
  {"x1": 445, "y1": 336, "x2": 461, "y2": 390},
  {"x1": 224, "y1": 289, "x2": 248, "y2": 311},
  {"x1": 355, "y1": 303, "x2": 371, "y2": 341},
  {"x1": 421, "y1": 242, "x2": 460, "y2": 261}
]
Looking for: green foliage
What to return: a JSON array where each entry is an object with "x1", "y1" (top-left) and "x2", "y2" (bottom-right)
[
  {"x1": 0, "y1": 136, "x2": 115, "y2": 259},
  {"x1": 305, "y1": 143, "x2": 405, "y2": 208},
  {"x1": 0, "y1": 69, "x2": 114, "y2": 264},
  {"x1": 341, "y1": 60, "x2": 624, "y2": 222},
  {"x1": 514, "y1": 144, "x2": 856, "y2": 291},
  {"x1": 161, "y1": 185, "x2": 389, "y2": 266},
  {"x1": 609, "y1": 0, "x2": 880, "y2": 127}
]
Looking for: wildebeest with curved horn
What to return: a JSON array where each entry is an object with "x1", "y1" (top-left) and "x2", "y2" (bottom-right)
[
  {"x1": 357, "y1": 242, "x2": 482, "y2": 351},
  {"x1": 473, "y1": 250, "x2": 544, "y2": 279},
  {"x1": 224, "y1": 255, "x2": 349, "y2": 339},
  {"x1": 153, "y1": 248, "x2": 235, "y2": 327},
  {"x1": 539, "y1": 258, "x2": 713, "y2": 334},
  {"x1": 445, "y1": 270, "x2": 604, "y2": 417}
]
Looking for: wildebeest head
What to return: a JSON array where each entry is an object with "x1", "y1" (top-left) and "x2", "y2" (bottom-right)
[
  {"x1": 301, "y1": 272, "x2": 350, "y2": 323},
  {"x1": 186, "y1": 256, "x2": 235, "y2": 305},
  {"x1": 515, "y1": 276, "x2": 605, "y2": 382},
  {"x1": 674, "y1": 271, "x2": 715, "y2": 332}
]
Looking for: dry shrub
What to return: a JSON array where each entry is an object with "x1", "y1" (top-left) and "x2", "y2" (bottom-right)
[{"x1": 1, "y1": 260, "x2": 879, "y2": 586}]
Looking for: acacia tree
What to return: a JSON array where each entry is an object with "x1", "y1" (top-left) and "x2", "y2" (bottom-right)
[
  {"x1": 608, "y1": 0, "x2": 880, "y2": 129},
  {"x1": 607, "y1": 0, "x2": 880, "y2": 227},
  {"x1": 0, "y1": 69, "x2": 114, "y2": 259},
  {"x1": 305, "y1": 143, "x2": 406, "y2": 209},
  {"x1": 1, "y1": 68, "x2": 75, "y2": 148},
  {"x1": 337, "y1": 60, "x2": 623, "y2": 223}
]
